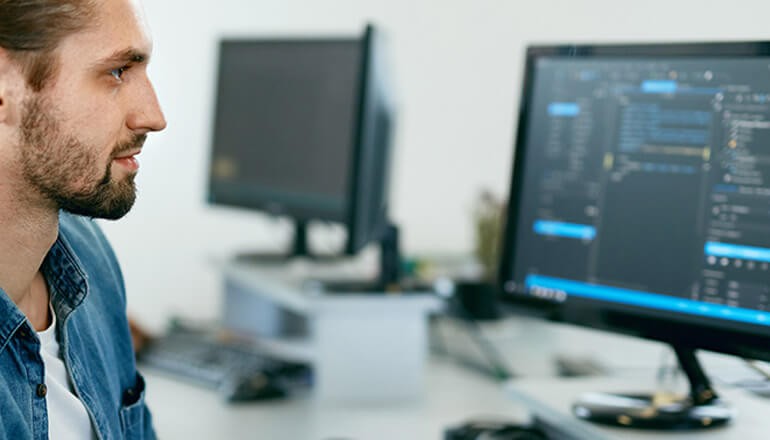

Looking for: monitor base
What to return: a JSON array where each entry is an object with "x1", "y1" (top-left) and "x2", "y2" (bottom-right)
[
  {"x1": 572, "y1": 345, "x2": 734, "y2": 430},
  {"x1": 572, "y1": 391, "x2": 732, "y2": 430},
  {"x1": 234, "y1": 252, "x2": 345, "y2": 265},
  {"x1": 237, "y1": 221, "x2": 404, "y2": 293},
  {"x1": 314, "y1": 277, "x2": 432, "y2": 295},
  {"x1": 235, "y1": 219, "x2": 347, "y2": 264},
  {"x1": 234, "y1": 253, "x2": 293, "y2": 265},
  {"x1": 313, "y1": 222, "x2": 403, "y2": 293}
]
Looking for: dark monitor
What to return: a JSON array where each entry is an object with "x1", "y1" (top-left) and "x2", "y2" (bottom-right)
[
  {"x1": 207, "y1": 25, "x2": 395, "y2": 263},
  {"x1": 499, "y1": 41, "x2": 770, "y2": 430}
]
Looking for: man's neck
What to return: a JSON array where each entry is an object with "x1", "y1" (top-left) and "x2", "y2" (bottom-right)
[{"x1": 0, "y1": 187, "x2": 59, "y2": 329}]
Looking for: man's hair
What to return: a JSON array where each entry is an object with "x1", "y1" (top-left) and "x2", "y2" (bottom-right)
[{"x1": 0, "y1": 0, "x2": 97, "y2": 91}]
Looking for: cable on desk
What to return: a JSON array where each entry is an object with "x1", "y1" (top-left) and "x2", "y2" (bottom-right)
[{"x1": 430, "y1": 285, "x2": 514, "y2": 381}]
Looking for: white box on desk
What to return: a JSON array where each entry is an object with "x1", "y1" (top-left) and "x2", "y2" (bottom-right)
[
  {"x1": 313, "y1": 293, "x2": 440, "y2": 403},
  {"x1": 220, "y1": 261, "x2": 442, "y2": 403}
]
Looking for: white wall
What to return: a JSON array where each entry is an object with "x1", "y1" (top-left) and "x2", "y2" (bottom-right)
[{"x1": 99, "y1": 0, "x2": 770, "y2": 329}]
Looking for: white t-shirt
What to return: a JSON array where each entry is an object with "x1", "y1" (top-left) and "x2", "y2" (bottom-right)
[{"x1": 37, "y1": 307, "x2": 97, "y2": 440}]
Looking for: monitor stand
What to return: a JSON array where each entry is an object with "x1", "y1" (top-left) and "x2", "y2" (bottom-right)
[
  {"x1": 315, "y1": 223, "x2": 407, "y2": 294},
  {"x1": 235, "y1": 220, "x2": 343, "y2": 264},
  {"x1": 235, "y1": 221, "x2": 405, "y2": 294},
  {"x1": 572, "y1": 345, "x2": 734, "y2": 430}
]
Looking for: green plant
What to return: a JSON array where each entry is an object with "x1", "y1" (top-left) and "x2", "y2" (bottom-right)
[{"x1": 473, "y1": 189, "x2": 505, "y2": 283}]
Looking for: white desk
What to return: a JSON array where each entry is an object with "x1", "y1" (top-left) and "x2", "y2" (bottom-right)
[
  {"x1": 143, "y1": 315, "x2": 770, "y2": 439},
  {"x1": 143, "y1": 357, "x2": 528, "y2": 440}
]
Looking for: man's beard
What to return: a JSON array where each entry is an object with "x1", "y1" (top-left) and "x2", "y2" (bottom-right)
[{"x1": 19, "y1": 95, "x2": 146, "y2": 220}]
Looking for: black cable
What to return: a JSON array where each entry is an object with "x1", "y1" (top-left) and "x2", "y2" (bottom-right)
[{"x1": 434, "y1": 288, "x2": 514, "y2": 381}]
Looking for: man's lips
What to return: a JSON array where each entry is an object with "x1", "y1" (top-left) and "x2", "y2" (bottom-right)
[
  {"x1": 113, "y1": 148, "x2": 142, "y2": 160},
  {"x1": 113, "y1": 149, "x2": 142, "y2": 172}
]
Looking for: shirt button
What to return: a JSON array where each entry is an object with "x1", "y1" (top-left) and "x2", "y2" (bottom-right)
[{"x1": 36, "y1": 384, "x2": 48, "y2": 398}]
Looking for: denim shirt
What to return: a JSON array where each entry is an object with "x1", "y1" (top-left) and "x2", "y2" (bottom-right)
[{"x1": 0, "y1": 212, "x2": 155, "y2": 440}]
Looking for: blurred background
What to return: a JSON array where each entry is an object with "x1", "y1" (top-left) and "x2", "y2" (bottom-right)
[
  {"x1": 99, "y1": 0, "x2": 770, "y2": 330},
  {"x1": 81, "y1": 1, "x2": 770, "y2": 437}
]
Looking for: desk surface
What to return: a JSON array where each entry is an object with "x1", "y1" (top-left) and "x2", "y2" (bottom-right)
[
  {"x1": 143, "y1": 357, "x2": 528, "y2": 440},
  {"x1": 143, "y1": 316, "x2": 770, "y2": 439}
]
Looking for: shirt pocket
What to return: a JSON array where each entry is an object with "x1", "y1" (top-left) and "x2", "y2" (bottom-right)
[{"x1": 119, "y1": 372, "x2": 154, "y2": 440}]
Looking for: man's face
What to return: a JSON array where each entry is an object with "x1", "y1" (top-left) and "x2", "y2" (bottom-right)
[{"x1": 18, "y1": 0, "x2": 166, "y2": 219}]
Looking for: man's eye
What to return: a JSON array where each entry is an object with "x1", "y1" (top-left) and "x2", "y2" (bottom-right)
[{"x1": 110, "y1": 66, "x2": 129, "y2": 81}]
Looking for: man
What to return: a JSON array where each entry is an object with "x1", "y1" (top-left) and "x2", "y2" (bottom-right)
[{"x1": 0, "y1": 0, "x2": 166, "y2": 438}]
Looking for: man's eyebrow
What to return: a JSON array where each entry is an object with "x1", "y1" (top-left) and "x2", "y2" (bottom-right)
[{"x1": 96, "y1": 48, "x2": 150, "y2": 66}]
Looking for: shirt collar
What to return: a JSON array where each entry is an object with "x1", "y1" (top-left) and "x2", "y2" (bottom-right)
[
  {"x1": 0, "y1": 288, "x2": 27, "y2": 355},
  {"x1": 43, "y1": 228, "x2": 89, "y2": 324},
  {"x1": 0, "y1": 222, "x2": 90, "y2": 355}
]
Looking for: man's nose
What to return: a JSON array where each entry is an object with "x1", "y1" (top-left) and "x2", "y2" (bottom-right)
[{"x1": 126, "y1": 77, "x2": 167, "y2": 133}]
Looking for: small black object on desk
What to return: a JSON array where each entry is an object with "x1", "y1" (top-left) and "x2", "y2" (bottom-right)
[
  {"x1": 444, "y1": 420, "x2": 549, "y2": 440},
  {"x1": 220, "y1": 372, "x2": 287, "y2": 402}
]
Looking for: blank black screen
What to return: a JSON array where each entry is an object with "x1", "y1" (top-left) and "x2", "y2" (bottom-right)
[{"x1": 209, "y1": 40, "x2": 361, "y2": 220}]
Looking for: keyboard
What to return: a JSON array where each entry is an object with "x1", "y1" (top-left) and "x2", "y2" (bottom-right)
[{"x1": 138, "y1": 328, "x2": 311, "y2": 401}]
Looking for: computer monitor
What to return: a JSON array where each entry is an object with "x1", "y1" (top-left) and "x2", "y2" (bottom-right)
[
  {"x1": 499, "y1": 41, "x2": 770, "y2": 430},
  {"x1": 207, "y1": 25, "x2": 397, "y2": 282}
]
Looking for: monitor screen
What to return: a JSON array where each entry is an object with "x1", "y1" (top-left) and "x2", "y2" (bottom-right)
[
  {"x1": 500, "y1": 42, "x2": 770, "y2": 358},
  {"x1": 207, "y1": 26, "x2": 395, "y2": 260},
  {"x1": 208, "y1": 39, "x2": 361, "y2": 222}
]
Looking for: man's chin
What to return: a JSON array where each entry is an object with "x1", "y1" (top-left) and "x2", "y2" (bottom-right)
[
  {"x1": 57, "y1": 181, "x2": 137, "y2": 220},
  {"x1": 60, "y1": 199, "x2": 136, "y2": 219}
]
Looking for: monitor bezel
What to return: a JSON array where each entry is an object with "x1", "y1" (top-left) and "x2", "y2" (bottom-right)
[
  {"x1": 499, "y1": 41, "x2": 770, "y2": 362},
  {"x1": 344, "y1": 24, "x2": 394, "y2": 254}
]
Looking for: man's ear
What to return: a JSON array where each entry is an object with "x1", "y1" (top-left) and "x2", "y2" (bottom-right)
[{"x1": 0, "y1": 48, "x2": 26, "y2": 126}]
